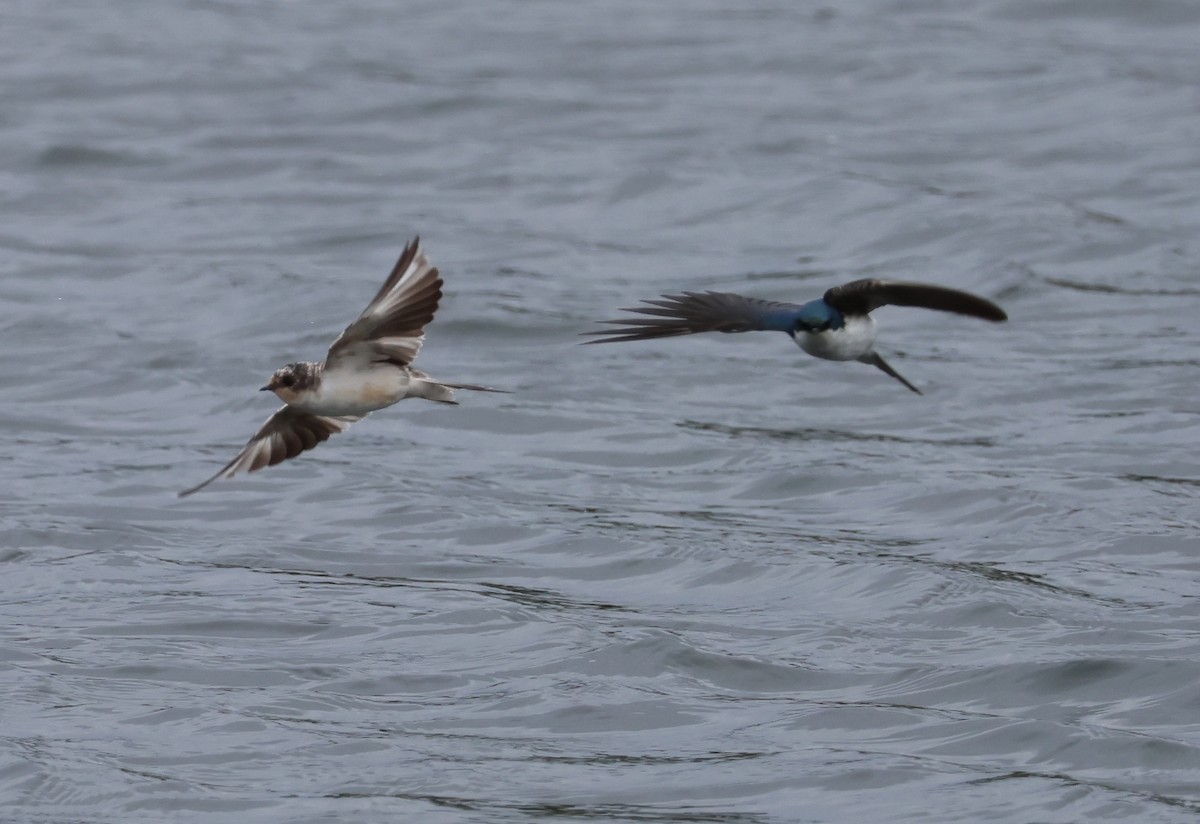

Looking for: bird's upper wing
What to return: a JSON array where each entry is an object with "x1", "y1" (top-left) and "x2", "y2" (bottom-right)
[
  {"x1": 178, "y1": 407, "x2": 363, "y2": 497},
  {"x1": 582, "y1": 291, "x2": 803, "y2": 343},
  {"x1": 823, "y1": 279, "x2": 1007, "y2": 321},
  {"x1": 323, "y1": 236, "x2": 443, "y2": 373}
]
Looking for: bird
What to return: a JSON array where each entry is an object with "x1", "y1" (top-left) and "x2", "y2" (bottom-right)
[
  {"x1": 584, "y1": 278, "x2": 1007, "y2": 394},
  {"x1": 179, "y1": 236, "x2": 503, "y2": 497}
]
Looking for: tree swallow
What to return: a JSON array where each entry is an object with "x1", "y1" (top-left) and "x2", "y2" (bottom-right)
[
  {"x1": 585, "y1": 279, "x2": 1007, "y2": 394},
  {"x1": 179, "y1": 237, "x2": 504, "y2": 497}
]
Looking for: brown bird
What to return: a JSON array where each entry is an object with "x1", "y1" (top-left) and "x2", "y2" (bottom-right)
[{"x1": 180, "y1": 237, "x2": 503, "y2": 496}]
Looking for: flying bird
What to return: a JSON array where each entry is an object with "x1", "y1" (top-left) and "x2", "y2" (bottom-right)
[
  {"x1": 180, "y1": 237, "x2": 503, "y2": 496},
  {"x1": 584, "y1": 278, "x2": 1007, "y2": 394}
]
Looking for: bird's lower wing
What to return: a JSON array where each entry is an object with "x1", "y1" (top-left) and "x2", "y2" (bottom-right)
[
  {"x1": 324, "y1": 236, "x2": 443, "y2": 371},
  {"x1": 825, "y1": 280, "x2": 1008, "y2": 321},
  {"x1": 582, "y1": 291, "x2": 802, "y2": 343},
  {"x1": 178, "y1": 407, "x2": 364, "y2": 497}
]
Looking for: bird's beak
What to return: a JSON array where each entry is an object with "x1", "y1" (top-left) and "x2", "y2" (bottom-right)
[{"x1": 260, "y1": 384, "x2": 272, "y2": 392}]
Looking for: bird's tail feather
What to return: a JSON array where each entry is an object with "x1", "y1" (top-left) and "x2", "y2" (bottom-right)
[
  {"x1": 859, "y1": 352, "x2": 923, "y2": 395},
  {"x1": 410, "y1": 378, "x2": 510, "y2": 405},
  {"x1": 438, "y1": 380, "x2": 510, "y2": 394}
]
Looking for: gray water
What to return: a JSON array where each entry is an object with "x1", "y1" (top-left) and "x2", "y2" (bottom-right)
[{"x1": 3, "y1": 1, "x2": 1200, "y2": 821}]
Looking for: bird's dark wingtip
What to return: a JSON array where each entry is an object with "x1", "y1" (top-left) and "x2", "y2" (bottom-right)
[
  {"x1": 580, "y1": 326, "x2": 657, "y2": 344},
  {"x1": 178, "y1": 471, "x2": 222, "y2": 498},
  {"x1": 580, "y1": 335, "x2": 633, "y2": 345}
]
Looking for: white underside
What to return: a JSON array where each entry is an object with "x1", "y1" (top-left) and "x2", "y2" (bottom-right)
[
  {"x1": 794, "y1": 314, "x2": 877, "y2": 361},
  {"x1": 290, "y1": 366, "x2": 415, "y2": 416}
]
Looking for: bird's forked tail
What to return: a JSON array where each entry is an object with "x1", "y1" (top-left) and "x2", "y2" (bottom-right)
[{"x1": 410, "y1": 377, "x2": 510, "y2": 405}]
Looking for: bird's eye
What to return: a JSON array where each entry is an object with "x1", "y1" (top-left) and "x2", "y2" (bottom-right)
[{"x1": 281, "y1": 375, "x2": 295, "y2": 388}]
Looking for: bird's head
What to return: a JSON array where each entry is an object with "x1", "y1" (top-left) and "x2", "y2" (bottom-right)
[
  {"x1": 261, "y1": 363, "x2": 305, "y2": 403},
  {"x1": 793, "y1": 299, "x2": 844, "y2": 334}
]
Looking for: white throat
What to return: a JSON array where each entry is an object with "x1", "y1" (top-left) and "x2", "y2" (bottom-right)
[{"x1": 794, "y1": 314, "x2": 877, "y2": 361}]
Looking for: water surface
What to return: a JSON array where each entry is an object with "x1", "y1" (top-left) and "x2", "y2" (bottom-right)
[{"x1": 3, "y1": 1, "x2": 1200, "y2": 821}]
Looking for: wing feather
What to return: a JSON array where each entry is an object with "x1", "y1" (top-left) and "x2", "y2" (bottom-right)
[
  {"x1": 824, "y1": 279, "x2": 1007, "y2": 321},
  {"x1": 582, "y1": 291, "x2": 802, "y2": 344},
  {"x1": 178, "y1": 407, "x2": 363, "y2": 497},
  {"x1": 324, "y1": 237, "x2": 443, "y2": 370}
]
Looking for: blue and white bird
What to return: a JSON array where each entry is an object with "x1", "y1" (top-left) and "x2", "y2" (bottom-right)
[{"x1": 584, "y1": 279, "x2": 1007, "y2": 394}]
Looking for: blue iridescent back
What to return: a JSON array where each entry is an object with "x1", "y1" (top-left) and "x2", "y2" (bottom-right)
[{"x1": 795, "y1": 299, "x2": 844, "y2": 332}]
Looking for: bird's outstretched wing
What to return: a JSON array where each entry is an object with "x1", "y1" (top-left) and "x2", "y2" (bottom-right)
[
  {"x1": 824, "y1": 280, "x2": 1007, "y2": 321},
  {"x1": 324, "y1": 237, "x2": 443, "y2": 372},
  {"x1": 178, "y1": 407, "x2": 363, "y2": 497},
  {"x1": 583, "y1": 291, "x2": 802, "y2": 344}
]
